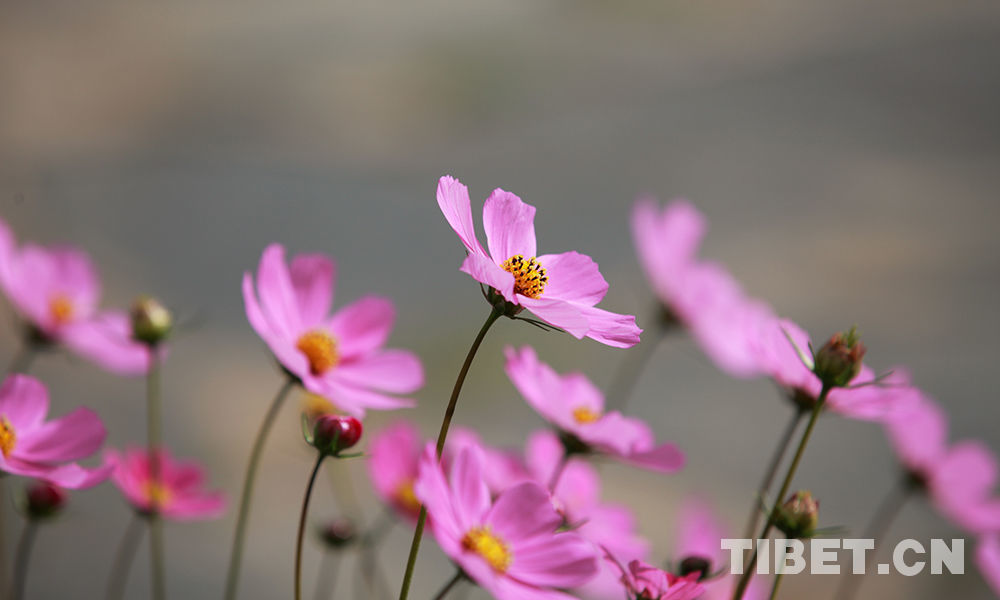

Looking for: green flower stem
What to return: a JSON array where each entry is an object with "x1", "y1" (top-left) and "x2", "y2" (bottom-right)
[
  {"x1": 9, "y1": 520, "x2": 37, "y2": 600},
  {"x1": 106, "y1": 514, "x2": 145, "y2": 600},
  {"x1": 768, "y1": 571, "x2": 784, "y2": 600},
  {"x1": 223, "y1": 378, "x2": 295, "y2": 600},
  {"x1": 431, "y1": 570, "x2": 464, "y2": 600},
  {"x1": 732, "y1": 384, "x2": 831, "y2": 600},
  {"x1": 604, "y1": 308, "x2": 671, "y2": 412},
  {"x1": 397, "y1": 306, "x2": 503, "y2": 600},
  {"x1": 741, "y1": 406, "x2": 807, "y2": 540},
  {"x1": 295, "y1": 453, "x2": 327, "y2": 600},
  {"x1": 145, "y1": 346, "x2": 166, "y2": 600}
]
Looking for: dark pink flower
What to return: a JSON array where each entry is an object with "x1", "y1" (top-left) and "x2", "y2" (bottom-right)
[
  {"x1": 631, "y1": 198, "x2": 766, "y2": 377},
  {"x1": 243, "y1": 244, "x2": 424, "y2": 416},
  {"x1": 504, "y1": 346, "x2": 684, "y2": 473},
  {"x1": 606, "y1": 556, "x2": 703, "y2": 600},
  {"x1": 0, "y1": 375, "x2": 111, "y2": 489},
  {"x1": 976, "y1": 535, "x2": 1000, "y2": 595},
  {"x1": 367, "y1": 420, "x2": 424, "y2": 521},
  {"x1": 885, "y1": 390, "x2": 1000, "y2": 533},
  {"x1": 0, "y1": 218, "x2": 150, "y2": 375},
  {"x1": 437, "y1": 176, "x2": 641, "y2": 348},
  {"x1": 105, "y1": 446, "x2": 226, "y2": 521},
  {"x1": 415, "y1": 443, "x2": 599, "y2": 599}
]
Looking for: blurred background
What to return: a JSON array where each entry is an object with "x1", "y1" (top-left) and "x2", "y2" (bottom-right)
[{"x1": 1, "y1": 0, "x2": 999, "y2": 598}]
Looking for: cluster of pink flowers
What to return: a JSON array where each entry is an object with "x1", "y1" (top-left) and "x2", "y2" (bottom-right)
[{"x1": 2, "y1": 174, "x2": 998, "y2": 600}]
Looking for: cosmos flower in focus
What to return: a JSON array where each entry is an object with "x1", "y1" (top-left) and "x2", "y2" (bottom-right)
[
  {"x1": 437, "y1": 175, "x2": 641, "y2": 348},
  {"x1": 242, "y1": 244, "x2": 424, "y2": 416},
  {"x1": 884, "y1": 390, "x2": 1000, "y2": 533},
  {"x1": 106, "y1": 446, "x2": 226, "y2": 521},
  {"x1": 0, "y1": 375, "x2": 112, "y2": 489},
  {"x1": 0, "y1": 218, "x2": 150, "y2": 375},
  {"x1": 415, "y1": 443, "x2": 599, "y2": 599},
  {"x1": 505, "y1": 346, "x2": 684, "y2": 473}
]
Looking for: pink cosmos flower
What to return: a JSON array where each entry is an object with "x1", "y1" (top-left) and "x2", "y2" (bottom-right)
[
  {"x1": 504, "y1": 346, "x2": 684, "y2": 473},
  {"x1": 631, "y1": 198, "x2": 766, "y2": 377},
  {"x1": 748, "y1": 315, "x2": 913, "y2": 421},
  {"x1": 0, "y1": 375, "x2": 111, "y2": 489},
  {"x1": 672, "y1": 498, "x2": 766, "y2": 600},
  {"x1": 0, "y1": 218, "x2": 150, "y2": 375},
  {"x1": 437, "y1": 176, "x2": 641, "y2": 348},
  {"x1": 105, "y1": 446, "x2": 226, "y2": 521},
  {"x1": 976, "y1": 535, "x2": 1000, "y2": 595},
  {"x1": 242, "y1": 244, "x2": 424, "y2": 416},
  {"x1": 415, "y1": 443, "x2": 599, "y2": 600},
  {"x1": 605, "y1": 556, "x2": 703, "y2": 600},
  {"x1": 885, "y1": 390, "x2": 1000, "y2": 533},
  {"x1": 367, "y1": 420, "x2": 424, "y2": 521}
]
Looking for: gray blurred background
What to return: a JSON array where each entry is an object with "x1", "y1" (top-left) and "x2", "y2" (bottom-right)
[{"x1": 1, "y1": 1, "x2": 999, "y2": 598}]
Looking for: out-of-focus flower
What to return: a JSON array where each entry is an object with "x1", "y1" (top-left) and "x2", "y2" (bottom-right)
[
  {"x1": 367, "y1": 421, "x2": 424, "y2": 521},
  {"x1": 976, "y1": 535, "x2": 1000, "y2": 595},
  {"x1": 105, "y1": 446, "x2": 226, "y2": 521},
  {"x1": 0, "y1": 375, "x2": 111, "y2": 488},
  {"x1": 606, "y1": 555, "x2": 703, "y2": 600},
  {"x1": 318, "y1": 517, "x2": 357, "y2": 549},
  {"x1": 749, "y1": 316, "x2": 912, "y2": 421},
  {"x1": 437, "y1": 175, "x2": 641, "y2": 348},
  {"x1": 631, "y1": 198, "x2": 767, "y2": 377},
  {"x1": 774, "y1": 490, "x2": 820, "y2": 539},
  {"x1": 672, "y1": 498, "x2": 767, "y2": 600},
  {"x1": 242, "y1": 244, "x2": 424, "y2": 417},
  {"x1": 885, "y1": 390, "x2": 1000, "y2": 533},
  {"x1": 25, "y1": 480, "x2": 67, "y2": 520},
  {"x1": 415, "y1": 443, "x2": 599, "y2": 599},
  {"x1": 0, "y1": 218, "x2": 150, "y2": 375},
  {"x1": 310, "y1": 414, "x2": 362, "y2": 455},
  {"x1": 504, "y1": 346, "x2": 684, "y2": 473}
]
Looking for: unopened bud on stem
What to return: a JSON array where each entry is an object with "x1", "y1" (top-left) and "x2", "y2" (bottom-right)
[
  {"x1": 130, "y1": 296, "x2": 173, "y2": 345},
  {"x1": 813, "y1": 327, "x2": 866, "y2": 388}
]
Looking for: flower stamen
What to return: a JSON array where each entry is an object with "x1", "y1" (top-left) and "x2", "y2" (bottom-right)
[
  {"x1": 572, "y1": 407, "x2": 601, "y2": 424},
  {"x1": 0, "y1": 417, "x2": 16, "y2": 458},
  {"x1": 462, "y1": 526, "x2": 512, "y2": 573},
  {"x1": 296, "y1": 330, "x2": 339, "y2": 375},
  {"x1": 49, "y1": 294, "x2": 74, "y2": 325},
  {"x1": 501, "y1": 255, "x2": 548, "y2": 299},
  {"x1": 143, "y1": 480, "x2": 173, "y2": 507},
  {"x1": 395, "y1": 480, "x2": 421, "y2": 514}
]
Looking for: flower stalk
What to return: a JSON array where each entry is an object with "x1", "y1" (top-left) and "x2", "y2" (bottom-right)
[
  {"x1": 295, "y1": 453, "x2": 327, "y2": 600},
  {"x1": 106, "y1": 514, "x2": 145, "y2": 600},
  {"x1": 9, "y1": 520, "x2": 37, "y2": 600},
  {"x1": 144, "y1": 346, "x2": 166, "y2": 600}
]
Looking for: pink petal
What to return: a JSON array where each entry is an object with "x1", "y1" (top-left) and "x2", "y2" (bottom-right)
[
  {"x1": 537, "y1": 252, "x2": 608, "y2": 306},
  {"x1": 437, "y1": 175, "x2": 485, "y2": 256},
  {"x1": 0, "y1": 217, "x2": 14, "y2": 293},
  {"x1": 933, "y1": 441, "x2": 1000, "y2": 532},
  {"x1": 256, "y1": 244, "x2": 302, "y2": 334},
  {"x1": 368, "y1": 421, "x2": 422, "y2": 502},
  {"x1": 449, "y1": 445, "x2": 491, "y2": 528},
  {"x1": 507, "y1": 533, "x2": 600, "y2": 589},
  {"x1": 61, "y1": 312, "x2": 152, "y2": 376},
  {"x1": 414, "y1": 444, "x2": 463, "y2": 548},
  {"x1": 17, "y1": 407, "x2": 106, "y2": 462},
  {"x1": 674, "y1": 497, "x2": 728, "y2": 567},
  {"x1": 504, "y1": 346, "x2": 575, "y2": 427},
  {"x1": 977, "y1": 535, "x2": 1000, "y2": 595},
  {"x1": 631, "y1": 197, "x2": 706, "y2": 308},
  {"x1": 334, "y1": 349, "x2": 424, "y2": 394},
  {"x1": 307, "y1": 378, "x2": 416, "y2": 418},
  {"x1": 483, "y1": 188, "x2": 536, "y2": 262},
  {"x1": 459, "y1": 252, "x2": 515, "y2": 301},
  {"x1": 164, "y1": 492, "x2": 227, "y2": 521},
  {"x1": 3, "y1": 456, "x2": 112, "y2": 489},
  {"x1": 328, "y1": 296, "x2": 396, "y2": 358},
  {"x1": 488, "y1": 577, "x2": 581, "y2": 600},
  {"x1": 622, "y1": 441, "x2": 685, "y2": 473},
  {"x1": 242, "y1": 271, "x2": 278, "y2": 340},
  {"x1": 574, "y1": 304, "x2": 642, "y2": 348},
  {"x1": 517, "y1": 297, "x2": 590, "y2": 339},
  {"x1": 0, "y1": 375, "x2": 49, "y2": 430},
  {"x1": 885, "y1": 390, "x2": 947, "y2": 472},
  {"x1": 288, "y1": 253, "x2": 335, "y2": 327},
  {"x1": 485, "y1": 482, "x2": 562, "y2": 544}
]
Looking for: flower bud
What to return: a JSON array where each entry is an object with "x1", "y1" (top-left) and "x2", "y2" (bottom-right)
[
  {"x1": 775, "y1": 490, "x2": 819, "y2": 539},
  {"x1": 677, "y1": 555, "x2": 712, "y2": 581},
  {"x1": 312, "y1": 415, "x2": 363, "y2": 455},
  {"x1": 318, "y1": 517, "x2": 357, "y2": 549},
  {"x1": 25, "y1": 481, "x2": 66, "y2": 520},
  {"x1": 813, "y1": 327, "x2": 866, "y2": 388},
  {"x1": 130, "y1": 296, "x2": 173, "y2": 345}
]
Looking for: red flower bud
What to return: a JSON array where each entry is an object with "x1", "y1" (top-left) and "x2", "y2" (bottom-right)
[
  {"x1": 26, "y1": 480, "x2": 66, "y2": 520},
  {"x1": 312, "y1": 415, "x2": 362, "y2": 455}
]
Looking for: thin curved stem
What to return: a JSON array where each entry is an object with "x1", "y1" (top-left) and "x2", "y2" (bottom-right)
[
  {"x1": 312, "y1": 548, "x2": 341, "y2": 600},
  {"x1": 604, "y1": 309, "x2": 670, "y2": 412},
  {"x1": 832, "y1": 479, "x2": 913, "y2": 600},
  {"x1": 741, "y1": 407, "x2": 806, "y2": 541},
  {"x1": 295, "y1": 453, "x2": 327, "y2": 600},
  {"x1": 431, "y1": 570, "x2": 464, "y2": 600},
  {"x1": 358, "y1": 510, "x2": 394, "y2": 600},
  {"x1": 732, "y1": 385, "x2": 830, "y2": 600},
  {"x1": 106, "y1": 514, "x2": 145, "y2": 600},
  {"x1": 4, "y1": 343, "x2": 36, "y2": 378},
  {"x1": 9, "y1": 520, "x2": 37, "y2": 600},
  {"x1": 768, "y1": 571, "x2": 784, "y2": 600},
  {"x1": 223, "y1": 378, "x2": 295, "y2": 600},
  {"x1": 145, "y1": 346, "x2": 166, "y2": 600},
  {"x1": 397, "y1": 307, "x2": 502, "y2": 600}
]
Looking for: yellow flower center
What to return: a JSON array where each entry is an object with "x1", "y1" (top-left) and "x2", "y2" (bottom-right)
[
  {"x1": 572, "y1": 406, "x2": 601, "y2": 424},
  {"x1": 296, "y1": 330, "x2": 339, "y2": 375},
  {"x1": 0, "y1": 417, "x2": 16, "y2": 458},
  {"x1": 462, "y1": 526, "x2": 512, "y2": 573},
  {"x1": 49, "y1": 294, "x2": 75, "y2": 325},
  {"x1": 395, "y1": 480, "x2": 421, "y2": 513},
  {"x1": 500, "y1": 255, "x2": 548, "y2": 299},
  {"x1": 143, "y1": 480, "x2": 172, "y2": 507}
]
